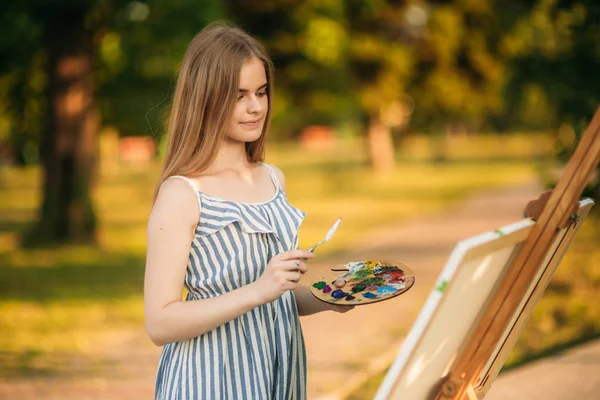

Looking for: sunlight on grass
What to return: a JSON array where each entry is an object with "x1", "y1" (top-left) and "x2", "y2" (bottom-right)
[{"x1": 0, "y1": 297, "x2": 144, "y2": 355}]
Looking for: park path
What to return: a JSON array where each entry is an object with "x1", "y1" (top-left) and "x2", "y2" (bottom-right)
[
  {"x1": 4, "y1": 180, "x2": 597, "y2": 400},
  {"x1": 485, "y1": 338, "x2": 600, "y2": 399}
]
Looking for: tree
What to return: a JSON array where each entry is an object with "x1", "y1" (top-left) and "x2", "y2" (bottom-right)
[
  {"x1": 1, "y1": 1, "x2": 110, "y2": 244},
  {"x1": 345, "y1": 0, "x2": 415, "y2": 171},
  {"x1": 0, "y1": 0, "x2": 224, "y2": 244},
  {"x1": 501, "y1": 0, "x2": 600, "y2": 128},
  {"x1": 500, "y1": 0, "x2": 600, "y2": 201},
  {"x1": 406, "y1": 0, "x2": 508, "y2": 134}
]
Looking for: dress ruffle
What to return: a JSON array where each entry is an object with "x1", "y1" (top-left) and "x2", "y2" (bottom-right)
[{"x1": 195, "y1": 190, "x2": 306, "y2": 241}]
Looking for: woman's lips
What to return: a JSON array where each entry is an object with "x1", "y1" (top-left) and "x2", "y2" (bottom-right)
[{"x1": 240, "y1": 119, "x2": 262, "y2": 128}]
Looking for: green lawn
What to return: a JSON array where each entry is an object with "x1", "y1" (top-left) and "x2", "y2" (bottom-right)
[{"x1": 0, "y1": 133, "x2": 548, "y2": 376}]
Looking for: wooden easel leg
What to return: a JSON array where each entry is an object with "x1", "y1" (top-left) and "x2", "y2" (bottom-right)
[{"x1": 464, "y1": 384, "x2": 478, "y2": 400}]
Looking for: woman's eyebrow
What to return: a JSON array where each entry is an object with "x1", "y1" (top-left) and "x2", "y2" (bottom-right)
[{"x1": 238, "y1": 83, "x2": 268, "y2": 93}]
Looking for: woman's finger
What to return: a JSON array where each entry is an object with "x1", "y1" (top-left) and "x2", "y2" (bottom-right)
[
  {"x1": 295, "y1": 260, "x2": 308, "y2": 274},
  {"x1": 277, "y1": 260, "x2": 307, "y2": 273},
  {"x1": 282, "y1": 270, "x2": 302, "y2": 283},
  {"x1": 279, "y1": 249, "x2": 314, "y2": 261}
]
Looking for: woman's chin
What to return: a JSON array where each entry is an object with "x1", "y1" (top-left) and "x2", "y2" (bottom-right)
[{"x1": 227, "y1": 130, "x2": 264, "y2": 143}]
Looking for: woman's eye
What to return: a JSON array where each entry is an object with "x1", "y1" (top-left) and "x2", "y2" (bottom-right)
[
  {"x1": 257, "y1": 91, "x2": 267, "y2": 97},
  {"x1": 237, "y1": 94, "x2": 244, "y2": 101}
]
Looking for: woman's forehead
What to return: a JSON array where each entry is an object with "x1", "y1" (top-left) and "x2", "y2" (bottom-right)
[{"x1": 239, "y1": 57, "x2": 267, "y2": 90}]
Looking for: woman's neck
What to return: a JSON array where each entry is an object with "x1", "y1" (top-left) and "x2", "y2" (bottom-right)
[{"x1": 209, "y1": 139, "x2": 252, "y2": 173}]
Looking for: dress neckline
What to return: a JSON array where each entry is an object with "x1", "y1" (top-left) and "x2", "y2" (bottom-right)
[
  {"x1": 197, "y1": 186, "x2": 281, "y2": 206},
  {"x1": 197, "y1": 162, "x2": 281, "y2": 206},
  {"x1": 170, "y1": 163, "x2": 281, "y2": 206}
]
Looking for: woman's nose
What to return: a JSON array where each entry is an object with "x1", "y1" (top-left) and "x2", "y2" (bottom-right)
[{"x1": 247, "y1": 95, "x2": 264, "y2": 114}]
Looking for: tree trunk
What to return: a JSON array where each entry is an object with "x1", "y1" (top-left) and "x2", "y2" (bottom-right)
[
  {"x1": 32, "y1": 6, "x2": 98, "y2": 244},
  {"x1": 367, "y1": 114, "x2": 395, "y2": 171}
]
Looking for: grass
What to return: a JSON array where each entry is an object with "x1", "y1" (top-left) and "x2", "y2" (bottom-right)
[{"x1": 0, "y1": 133, "x2": 548, "y2": 376}]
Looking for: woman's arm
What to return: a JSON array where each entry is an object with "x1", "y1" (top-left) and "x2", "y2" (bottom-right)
[{"x1": 144, "y1": 179, "x2": 262, "y2": 346}]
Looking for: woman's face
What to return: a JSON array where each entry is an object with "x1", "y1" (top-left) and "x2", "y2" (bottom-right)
[{"x1": 227, "y1": 56, "x2": 268, "y2": 143}]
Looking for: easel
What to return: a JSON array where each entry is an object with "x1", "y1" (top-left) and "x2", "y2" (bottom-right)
[
  {"x1": 375, "y1": 107, "x2": 599, "y2": 400},
  {"x1": 435, "y1": 107, "x2": 600, "y2": 400}
]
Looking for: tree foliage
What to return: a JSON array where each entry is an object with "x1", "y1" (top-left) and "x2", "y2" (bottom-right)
[{"x1": 1, "y1": 0, "x2": 598, "y2": 242}]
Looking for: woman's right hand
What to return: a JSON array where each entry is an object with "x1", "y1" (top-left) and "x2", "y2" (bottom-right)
[{"x1": 251, "y1": 249, "x2": 314, "y2": 304}]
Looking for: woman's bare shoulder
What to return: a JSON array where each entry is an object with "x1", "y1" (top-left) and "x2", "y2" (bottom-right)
[{"x1": 149, "y1": 178, "x2": 200, "y2": 229}]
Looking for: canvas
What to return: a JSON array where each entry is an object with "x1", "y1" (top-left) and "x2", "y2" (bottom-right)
[{"x1": 375, "y1": 198, "x2": 595, "y2": 400}]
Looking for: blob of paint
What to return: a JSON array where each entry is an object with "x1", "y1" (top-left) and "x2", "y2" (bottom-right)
[
  {"x1": 331, "y1": 289, "x2": 347, "y2": 299},
  {"x1": 377, "y1": 285, "x2": 397, "y2": 294},
  {"x1": 363, "y1": 292, "x2": 378, "y2": 299},
  {"x1": 323, "y1": 285, "x2": 332, "y2": 294},
  {"x1": 312, "y1": 281, "x2": 326, "y2": 290},
  {"x1": 351, "y1": 283, "x2": 366, "y2": 293},
  {"x1": 333, "y1": 278, "x2": 346, "y2": 288}
]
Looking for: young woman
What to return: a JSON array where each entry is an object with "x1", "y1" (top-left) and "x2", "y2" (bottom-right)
[{"x1": 144, "y1": 22, "x2": 351, "y2": 399}]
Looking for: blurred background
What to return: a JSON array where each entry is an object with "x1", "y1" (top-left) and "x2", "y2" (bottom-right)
[{"x1": 0, "y1": 0, "x2": 598, "y2": 399}]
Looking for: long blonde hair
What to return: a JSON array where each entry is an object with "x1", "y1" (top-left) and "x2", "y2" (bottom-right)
[{"x1": 154, "y1": 21, "x2": 274, "y2": 202}]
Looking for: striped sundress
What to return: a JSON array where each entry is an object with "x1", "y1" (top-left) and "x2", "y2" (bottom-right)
[{"x1": 155, "y1": 163, "x2": 307, "y2": 400}]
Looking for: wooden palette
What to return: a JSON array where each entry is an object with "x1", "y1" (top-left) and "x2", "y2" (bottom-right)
[{"x1": 310, "y1": 260, "x2": 415, "y2": 306}]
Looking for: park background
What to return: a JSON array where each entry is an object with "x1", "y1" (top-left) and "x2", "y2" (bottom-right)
[{"x1": 0, "y1": 0, "x2": 599, "y2": 398}]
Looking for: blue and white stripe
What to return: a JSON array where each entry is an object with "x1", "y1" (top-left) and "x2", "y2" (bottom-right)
[{"x1": 155, "y1": 164, "x2": 307, "y2": 399}]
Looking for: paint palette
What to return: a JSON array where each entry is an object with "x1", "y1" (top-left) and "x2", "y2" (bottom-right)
[{"x1": 310, "y1": 260, "x2": 415, "y2": 306}]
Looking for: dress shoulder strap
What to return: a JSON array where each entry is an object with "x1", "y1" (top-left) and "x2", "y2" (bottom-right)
[
  {"x1": 262, "y1": 163, "x2": 281, "y2": 191},
  {"x1": 169, "y1": 175, "x2": 198, "y2": 190},
  {"x1": 167, "y1": 175, "x2": 202, "y2": 214}
]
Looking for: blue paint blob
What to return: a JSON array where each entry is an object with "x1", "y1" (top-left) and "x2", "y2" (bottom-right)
[
  {"x1": 377, "y1": 285, "x2": 397, "y2": 294},
  {"x1": 331, "y1": 289, "x2": 347, "y2": 299},
  {"x1": 363, "y1": 292, "x2": 378, "y2": 299}
]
